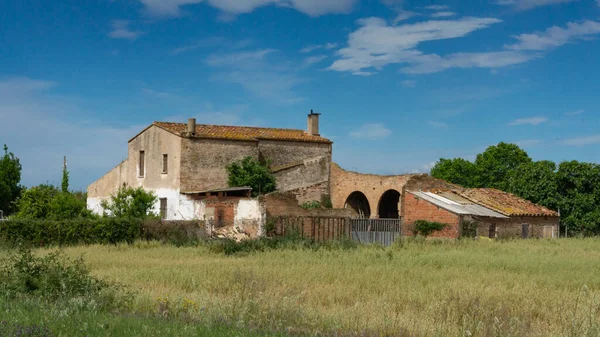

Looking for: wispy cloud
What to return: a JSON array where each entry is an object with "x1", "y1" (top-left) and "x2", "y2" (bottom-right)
[
  {"x1": 109, "y1": 20, "x2": 142, "y2": 40},
  {"x1": 427, "y1": 121, "x2": 448, "y2": 129},
  {"x1": 562, "y1": 135, "x2": 600, "y2": 146},
  {"x1": 431, "y1": 11, "x2": 456, "y2": 18},
  {"x1": 425, "y1": 5, "x2": 449, "y2": 10},
  {"x1": 496, "y1": 0, "x2": 576, "y2": 11},
  {"x1": 302, "y1": 55, "x2": 328, "y2": 67},
  {"x1": 137, "y1": 0, "x2": 358, "y2": 18},
  {"x1": 300, "y1": 43, "x2": 338, "y2": 53},
  {"x1": 401, "y1": 80, "x2": 416, "y2": 87},
  {"x1": 508, "y1": 116, "x2": 548, "y2": 126},
  {"x1": 565, "y1": 109, "x2": 584, "y2": 116},
  {"x1": 505, "y1": 21, "x2": 600, "y2": 51},
  {"x1": 349, "y1": 123, "x2": 392, "y2": 140}
]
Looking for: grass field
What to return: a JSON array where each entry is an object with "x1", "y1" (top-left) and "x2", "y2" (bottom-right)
[{"x1": 1, "y1": 238, "x2": 600, "y2": 336}]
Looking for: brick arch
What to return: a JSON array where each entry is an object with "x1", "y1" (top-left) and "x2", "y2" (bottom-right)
[
  {"x1": 344, "y1": 191, "x2": 371, "y2": 218},
  {"x1": 378, "y1": 189, "x2": 401, "y2": 219},
  {"x1": 330, "y1": 163, "x2": 417, "y2": 218}
]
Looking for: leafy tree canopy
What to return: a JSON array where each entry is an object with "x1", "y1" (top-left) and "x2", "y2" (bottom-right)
[
  {"x1": 0, "y1": 144, "x2": 23, "y2": 215},
  {"x1": 15, "y1": 184, "x2": 92, "y2": 220},
  {"x1": 226, "y1": 156, "x2": 276, "y2": 197},
  {"x1": 100, "y1": 184, "x2": 158, "y2": 219},
  {"x1": 474, "y1": 142, "x2": 532, "y2": 190},
  {"x1": 507, "y1": 160, "x2": 559, "y2": 211},
  {"x1": 430, "y1": 158, "x2": 477, "y2": 187}
]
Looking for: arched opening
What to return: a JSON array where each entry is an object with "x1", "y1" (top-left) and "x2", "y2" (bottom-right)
[
  {"x1": 378, "y1": 189, "x2": 401, "y2": 219},
  {"x1": 344, "y1": 191, "x2": 371, "y2": 218}
]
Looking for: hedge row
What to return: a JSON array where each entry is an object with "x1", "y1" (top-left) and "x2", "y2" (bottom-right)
[{"x1": 0, "y1": 219, "x2": 208, "y2": 247}]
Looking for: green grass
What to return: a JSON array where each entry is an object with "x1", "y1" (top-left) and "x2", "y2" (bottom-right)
[{"x1": 2, "y1": 238, "x2": 600, "y2": 336}]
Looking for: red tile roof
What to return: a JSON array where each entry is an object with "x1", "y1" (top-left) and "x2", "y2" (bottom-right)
[
  {"x1": 457, "y1": 188, "x2": 559, "y2": 217},
  {"x1": 153, "y1": 122, "x2": 332, "y2": 143}
]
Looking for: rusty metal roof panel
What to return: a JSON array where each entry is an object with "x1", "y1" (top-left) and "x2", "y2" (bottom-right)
[{"x1": 410, "y1": 191, "x2": 508, "y2": 219}]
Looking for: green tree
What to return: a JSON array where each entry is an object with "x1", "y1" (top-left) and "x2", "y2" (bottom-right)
[
  {"x1": 430, "y1": 158, "x2": 478, "y2": 187},
  {"x1": 507, "y1": 160, "x2": 559, "y2": 211},
  {"x1": 15, "y1": 184, "x2": 91, "y2": 220},
  {"x1": 0, "y1": 144, "x2": 23, "y2": 215},
  {"x1": 556, "y1": 161, "x2": 600, "y2": 235},
  {"x1": 474, "y1": 142, "x2": 531, "y2": 189},
  {"x1": 101, "y1": 184, "x2": 158, "y2": 219},
  {"x1": 61, "y1": 159, "x2": 69, "y2": 193},
  {"x1": 226, "y1": 156, "x2": 276, "y2": 197}
]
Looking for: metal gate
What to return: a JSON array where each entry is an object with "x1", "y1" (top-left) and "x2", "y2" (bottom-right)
[{"x1": 350, "y1": 218, "x2": 402, "y2": 246}]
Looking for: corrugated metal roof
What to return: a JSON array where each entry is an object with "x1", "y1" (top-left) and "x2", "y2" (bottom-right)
[{"x1": 409, "y1": 191, "x2": 508, "y2": 219}]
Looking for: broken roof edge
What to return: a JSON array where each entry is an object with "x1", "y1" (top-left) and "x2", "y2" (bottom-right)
[
  {"x1": 331, "y1": 162, "x2": 425, "y2": 178},
  {"x1": 180, "y1": 186, "x2": 253, "y2": 195}
]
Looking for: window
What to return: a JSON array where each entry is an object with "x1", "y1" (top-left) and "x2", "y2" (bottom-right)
[
  {"x1": 139, "y1": 151, "x2": 145, "y2": 177},
  {"x1": 543, "y1": 225, "x2": 555, "y2": 239},
  {"x1": 159, "y1": 198, "x2": 167, "y2": 220},
  {"x1": 162, "y1": 154, "x2": 168, "y2": 174}
]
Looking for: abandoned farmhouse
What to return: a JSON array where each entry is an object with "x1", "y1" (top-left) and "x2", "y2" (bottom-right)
[{"x1": 88, "y1": 112, "x2": 559, "y2": 239}]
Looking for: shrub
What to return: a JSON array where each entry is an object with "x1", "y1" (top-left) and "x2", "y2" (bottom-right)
[
  {"x1": 300, "y1": 200, "x2": 322, "y2": 210},
  {"x1": 140, "y1": 220, "x2": 208, "y2": 246},
  {"x1": 0, "y1": 218, "x2": 142, "y2": 247},
  {"x1": 0, "y1": 247, "x2": 129, "y2": 310},
  {"x1": 413, "y1": 220, "x2": 448, "y2": 237},
  {"x1": 101, "y1": 184, "x2": 158, "y2": 219},
  {"x1": 226, "y1": 157, "x2": 276, "y2": 197},
  {"x1": 15, "y1": 185, "x2": 93, "y2": 220},
  {"x1": 460, "y1": 220, "x2": 478, "y2": 238}
]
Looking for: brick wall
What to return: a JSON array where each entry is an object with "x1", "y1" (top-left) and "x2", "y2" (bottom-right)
[
  {"x1": 329, "y1": 163, "x2": 414, "y2": 218},
  {"x1": 402, "y1": 192, "x2": 460, "y2": 238},
  {"x1": 262, "y1": 192, "x2": 353, "y2": 218}
]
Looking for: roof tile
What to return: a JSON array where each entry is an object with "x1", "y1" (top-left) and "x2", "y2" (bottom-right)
[
  {"x1": 457, "y1": 188, "x2": 559, "y2": 217},
  {"x1": 154, "y1": 122, "x2": 332, "y2": 143}
]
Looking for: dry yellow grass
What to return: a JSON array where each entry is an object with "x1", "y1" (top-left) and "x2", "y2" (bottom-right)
[{"x1": 9, "y1": 238, "x2": 600, "y2": 336}]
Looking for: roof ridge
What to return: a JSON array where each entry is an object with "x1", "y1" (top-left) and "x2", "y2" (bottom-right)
[{"x1": 154, "y1": 121, "x2": 306, "y2": 132}]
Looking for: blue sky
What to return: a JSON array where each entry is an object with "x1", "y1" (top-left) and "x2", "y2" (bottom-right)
[{"x1": 2, "y1": 0, "x2": 600, "y2": 190}]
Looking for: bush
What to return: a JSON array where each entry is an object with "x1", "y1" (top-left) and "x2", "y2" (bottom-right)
[
  {"x1": 0, "y1": 247, "x2": 128, "y2": 309},
  {"x1": 460, "y1": 220, "x2": 478, "y2": 238},
  {"x1": 226, "y1": 157, "x2": 276, "y2": 197},
  {"x1": 208, "y1": 235, "x2": 357, "y2": 256},
  {"x1": 413, "y1": 220, "x2": 448, "y2": 237},
  {"x1": 101, "y1": 185, "x2": 158, "y2": 219},
  {"x1": 0, "y1": 218, "x2": 142, "y2": 247},
  {"x1": 140, "y1": 220, "x2": 208, "y2": 246},
  {"x1": 300, "y1": 200, "x2": 322, "y2": 210},
  {"x1": 15, "y1": 185, "x2": 93, "y2": 220}
]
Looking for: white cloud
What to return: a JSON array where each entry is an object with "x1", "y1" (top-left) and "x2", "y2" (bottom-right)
[
  {"x1": 300, "y1": 43, "x2": 338, "y2": 53},
  {"x1": 206, "y1": 49, "x2": 277, "y2": 67},
  {"x1": 109, "y1": 20, "x2": 142, "y2": 40},
  {"x1": 401, "y1": 79, "x2": 416, "y2": 87},
  {"x1": 427, "y1": 121, "x2": 448, "y2": 128},
  {"x1": 302, "y1": 55, "x2": 327, "y2": 67},
  {"x1": 565, "y1": 109, "x2": 584, "y2": 116},
  {"x1": 425, "y1": 5, "x2": 449, "y2": 10},
  {"x1": 400, "y1": 51, "x2": 537, "y2": 74},
  {"x1": 562, "y1": 135, "x2": 600, "y2": 146},
  {"x1": 496, "y1": 0, "x2": 576, "y2": 10},
  {"x1": 506, "y1": 20, "x2": 600, "y2": 51},
  {"x1": 137, "y1": 0, "x2": 357, "y2": 18},
  {"x1": 392, "y1": 10, "x2": 419, "y2": 24},
  {"x1": 508, "y1": 116, "x2": 548, "y2": 126},
  {"x1": 431, "y1": 11, "x2": 456, "y2": 18},
  {"x1": 329, "y1": 17, "x2": 502, "y2": 74},
  {"x1": 515, "y1": 139, "x2": 542, "y2": 147},
  {"x1": 349, "y1": 123, "x2": 392, "y2": 140}
]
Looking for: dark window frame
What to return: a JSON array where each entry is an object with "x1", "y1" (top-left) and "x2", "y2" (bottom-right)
[
  {"x1": 159, "y1": 198, "x2": 167, "y2": 220},
  {"x1": 162, "y1": 154, "x2": 168, "y2": 174},
  {"x1": 139, "y1": 151, "x2": 145, "y2": 177}
]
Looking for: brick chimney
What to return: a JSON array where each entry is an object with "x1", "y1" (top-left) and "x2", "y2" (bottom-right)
[
  {"x1": 307, "y1": 110, "x2": 320, "y2": 136},
  {"x1": 187, "y1": 118, "x2": 196, "y2": 136}
]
